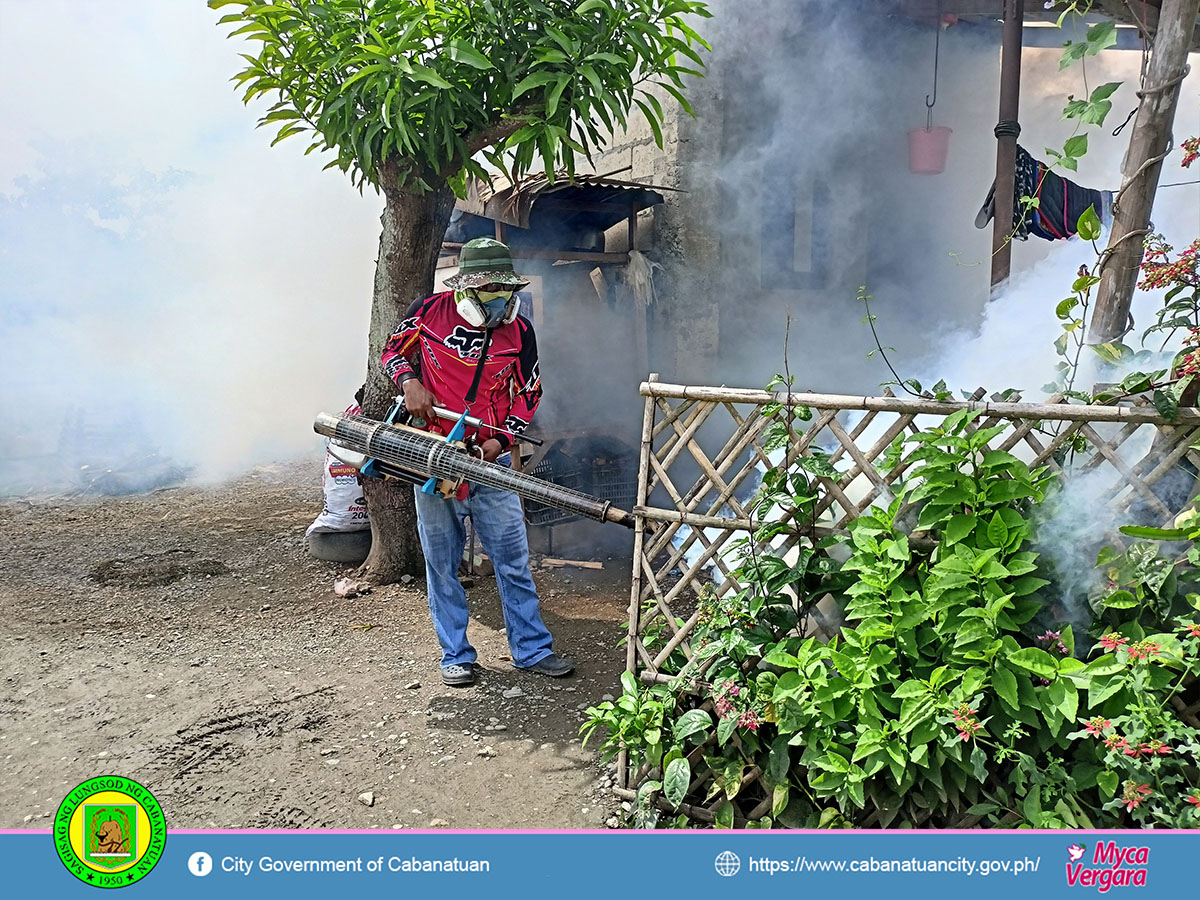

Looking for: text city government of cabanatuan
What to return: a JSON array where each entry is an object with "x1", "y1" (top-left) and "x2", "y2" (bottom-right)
[{"x1": 221, "y1": 855, "x2": 491, "y2": 875}]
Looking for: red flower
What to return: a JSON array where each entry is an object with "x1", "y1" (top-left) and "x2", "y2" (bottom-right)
[
  {"x1": 1103, "y1": 735, "x2": 1128, "y2": 751},
  {"x1": 951, "y1": 705, "x2": 983, "y2": 742},
  {"x1": 1122, "y1": 782, "x2": 1152, "y2": 812},
  {"x1": 1184, "y1": 623, "x2": 1200, "y2": 638},
  {"x1": 1127, "y1": 640, "x2": 1161, "y2": 661},
  {"x1": 1183, "y1": 136, "x2": 1199, "y2": 169},
  {"x1": 1186, "y1": 794, "x2": 1200, "y2": 808},
  {"x1": 1099, "y1": 632, "x2": 1128, "y2": 652},
  {"x1": 1085, "y1": 717, "x2": 1111, "y2": 736}
]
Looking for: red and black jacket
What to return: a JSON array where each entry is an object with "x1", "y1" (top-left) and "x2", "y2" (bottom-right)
[{"x1": 381, "y1": 292, "x2": 542, "y2": 450}]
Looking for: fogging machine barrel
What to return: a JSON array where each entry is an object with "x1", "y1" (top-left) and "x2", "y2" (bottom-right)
[{"x1": 314, "y1": 412, "x2": 635, "y2": 528}]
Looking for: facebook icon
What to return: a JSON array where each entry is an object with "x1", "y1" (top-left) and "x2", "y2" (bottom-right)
[{"x1": 188, "y1": 851, "x2": 213, "y2": 877}]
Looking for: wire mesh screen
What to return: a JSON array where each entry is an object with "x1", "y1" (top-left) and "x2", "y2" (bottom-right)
[
  {"x1": 524, "y1": 452, "x2": 583, "y2": 526},
  {"x1": 522, "y1": 439, "x2": 638, "y2": 528},
  {"x1": 590, "y1": 457, "x2": 637, "y2": 513}
]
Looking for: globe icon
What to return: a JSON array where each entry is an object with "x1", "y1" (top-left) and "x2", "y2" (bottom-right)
[{"x1": 714, "y1": 850, "x2": 741, "y2": 877}]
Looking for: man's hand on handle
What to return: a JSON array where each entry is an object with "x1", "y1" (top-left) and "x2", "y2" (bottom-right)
[
  {"x1": 479, "y1": 438, "x2": 504, "y2": 463},
  {"x1": 401, "y1": 378, "x2": 437, "y2": 422}
]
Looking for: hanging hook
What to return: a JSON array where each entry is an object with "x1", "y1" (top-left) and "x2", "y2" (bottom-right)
[{"x1": 925, "y1": 4, "x2": 941, "y2": 129}]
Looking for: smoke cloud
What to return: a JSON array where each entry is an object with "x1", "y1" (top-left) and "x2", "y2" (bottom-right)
[
  {"x1": 0, "y1": 1, "x2": 381, "y2": 494},
  {"x1": 2, "y1": 0, "x2": 1196, "y2": 508},
  {"x1": 659, "y1": 0, "x2": 1198, "y2": 398}
]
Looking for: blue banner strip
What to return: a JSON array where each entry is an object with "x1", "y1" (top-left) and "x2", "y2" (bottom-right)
[{"x1": 3, "y1": 829, "x2": 1193, "y2": 898}]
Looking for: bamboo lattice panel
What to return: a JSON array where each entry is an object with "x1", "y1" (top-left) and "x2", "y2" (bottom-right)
[{"x1": 618, "y1": 379, "x2": 1200, "y2": 811}]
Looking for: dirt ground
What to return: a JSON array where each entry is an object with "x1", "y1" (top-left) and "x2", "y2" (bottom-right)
[{"x1": 0, "y1": 461, "x2": 632, "y2": 830}]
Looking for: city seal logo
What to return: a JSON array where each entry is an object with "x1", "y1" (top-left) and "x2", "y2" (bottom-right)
[{"x1": 54, "y1": 776, "x2": 166, "y2": 888}]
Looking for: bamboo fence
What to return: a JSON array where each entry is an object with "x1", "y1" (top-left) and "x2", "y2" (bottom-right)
[{"x1": 616, "y1": 376, "x2": 1200, "y2": 821}]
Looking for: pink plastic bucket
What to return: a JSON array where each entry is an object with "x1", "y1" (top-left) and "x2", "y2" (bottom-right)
[{"x1": 908, "y1": 125, "x2": 952, "y2": 175}]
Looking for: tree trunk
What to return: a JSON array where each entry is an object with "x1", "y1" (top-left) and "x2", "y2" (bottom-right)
[
  {"x1": 1089, "y1": 0, "x2": 1200, "y2": 344},
  {"x1": 358, "y1": 170, "x2": 456, "y2": 583}
]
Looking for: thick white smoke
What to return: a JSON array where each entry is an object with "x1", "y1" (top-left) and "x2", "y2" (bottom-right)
[{"x1": 0, "y1": 1, "x2": 382, "y2": 494}]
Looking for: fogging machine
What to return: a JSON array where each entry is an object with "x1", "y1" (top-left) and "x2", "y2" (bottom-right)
[{"x1": 314, "y1": 408, "x2": 636, "y2": 528}]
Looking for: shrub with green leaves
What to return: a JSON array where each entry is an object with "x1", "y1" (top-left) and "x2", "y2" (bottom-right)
[{"x1": 585, "y1": 407, "x2": 1200, "y2": 828}]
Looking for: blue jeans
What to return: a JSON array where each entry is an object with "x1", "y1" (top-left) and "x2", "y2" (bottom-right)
[{"x1": 413, "y1": 474, "x2": 555, "y2": 669}]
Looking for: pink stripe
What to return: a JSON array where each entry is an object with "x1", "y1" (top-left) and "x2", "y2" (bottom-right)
[
  {"x1": 5, "y1": 827, "x2": 1194, "y2": 835},
  {"x1": 166, "y1": 827, "x2": 1197, "y2": 836}
]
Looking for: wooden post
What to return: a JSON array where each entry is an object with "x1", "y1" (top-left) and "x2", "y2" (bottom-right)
[
  {"x1": 1090, "y1": 0, "x2": 1200, "y2": 344},
  {"x1": 990, "y1": 0, "x2": 1025, "y2": 291}
]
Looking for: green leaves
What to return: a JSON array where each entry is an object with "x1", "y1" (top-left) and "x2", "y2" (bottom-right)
[
  {"x1": 673, "y1": 708, "x2": 712, "y2": 742},
  {"x1": 986, "y1": 511, "x2": 1010, "y2": 548},
  {"x1": 945, "y1": 513, "x2": 976, "y2": 544},
  {"x1": 1007, "y1": 647, "x2": 1058, "y2": 678},
  {"x1": 663, "y1": 757, "x2": 690, "y2": 808},
  {"x1": 1063, "y1": 82, "x2": 1122, "y2": 127},
  {"x1": 1076, "y1": 205, "x2": 1101, "y2": 242},
  {"x1": 993, "y1": 664, "x2": 1020, "y2": 710},
  {"x1": 1097, "y1": 770, "x2": 1119, "y2": 798},
  {"x1": 898, "y1": 694, "x2": 936, "y2": 735},
  {"x1": 212, "y1": 0, "x2": 710, "y2": 193},
  {"x1": 512, "y1": 71, "x2": 562, "y2": 100},
  {"x1": 1118, "y1": 524, "x2": 1193, "y2": 541},
  {"x1": 446, "y1": 39, "x2": 492, "y2": 70},
  {"x1": 1060, "y1": 20, "x2": 1118, "y2": 69},
  {"x1": 1045, "y1": 133, "x2": 1088, "y2": 173},
  {"x1": 1102, "y1": 589, "x2": 1137, "y2": 610}
]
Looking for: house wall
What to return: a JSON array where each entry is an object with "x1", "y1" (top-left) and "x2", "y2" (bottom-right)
[{"x1": 585, "y1": 0, "x2": 1189, "y2": 397}]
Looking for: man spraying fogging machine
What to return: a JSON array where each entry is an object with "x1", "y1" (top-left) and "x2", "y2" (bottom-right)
[{"x1": 315, "y1": 238, "x2": 633, "y2": 687}]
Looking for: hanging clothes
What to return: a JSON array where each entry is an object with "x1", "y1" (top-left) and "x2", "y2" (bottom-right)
[{"x1": 975, "y1": 144, "x2": 1112, "y2": 241}]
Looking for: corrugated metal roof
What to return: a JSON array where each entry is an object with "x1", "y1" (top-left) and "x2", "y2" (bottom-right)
[{"x1": 456, "y1": 171, "x2": 672, "y2": 230}]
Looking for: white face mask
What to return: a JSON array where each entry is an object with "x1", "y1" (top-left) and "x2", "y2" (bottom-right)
[{"x1": 456, "y1": 288, "x2": 516, "y2": 328}]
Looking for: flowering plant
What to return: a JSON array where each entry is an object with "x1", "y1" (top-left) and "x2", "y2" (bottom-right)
[
  {"x1": 1181, "y1": 136, "x2": 1198, "y2": 169},
  {"x1": 1065, "y1": 615, "x2": 1200, "y2": 827}
]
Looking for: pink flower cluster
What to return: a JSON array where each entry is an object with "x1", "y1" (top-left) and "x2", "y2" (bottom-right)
[
  {"x1": 1183, "y1": 136, "x2": 1199, "y2": 169},
  {"x1": 712, "y1": 679, "x2": 761, "y2": 733},
  {"x1": 1098, "y1": 731, "x2": 1173, "y2": 758},
  {"x1": 1036, "y1": 629, "x2": 1070, "y2": 656},
  {"x1": 1122, "y1": 782, "x2": 1152, "y2": 812},
  {"x1": 713, "y1": 679, "x2": 740, "y2": 718},
  {"x1": 1127, "y1": 640, "x2": 1161, "y2": 661},
  {"x1": 951, "y1": 704, "x2": 983, "y2": 742},
  {"x1": 1097, "y1": 633, "x2": 1162, "y2": 661},
  {"x1": 1098, "y1": 632, "x2": 1128, "y2": 652},
  {"x1": 1139, "y1": 237, "x2": 1199, "y2": 292}
]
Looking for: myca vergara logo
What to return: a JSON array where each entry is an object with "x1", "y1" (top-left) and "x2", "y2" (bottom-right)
[
  {"x1": 1065, "y1": 841, "x2": 1149, "y2": 892},
  {"x1": 54, "y1": 776, "x2": 166, "y2": 888}
]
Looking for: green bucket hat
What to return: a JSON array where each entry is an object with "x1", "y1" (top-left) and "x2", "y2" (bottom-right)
[{"x1": 444, "y1": 237, "x2": 530, "y2": 290}]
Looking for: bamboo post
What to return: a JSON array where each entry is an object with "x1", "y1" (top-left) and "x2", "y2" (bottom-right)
[
  {"x1": 626, "y1": 373, "x2": 658, "y2": 674},
  {"x1": 619, "y1": 374, "x2": 658, "y2": 792},
  {"x1": 1090, "y1": 0, "x2": 1200, "y2": 342},
  {"x1": 639, "y1": 382, "x2": 1200, "y2": 424}
]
